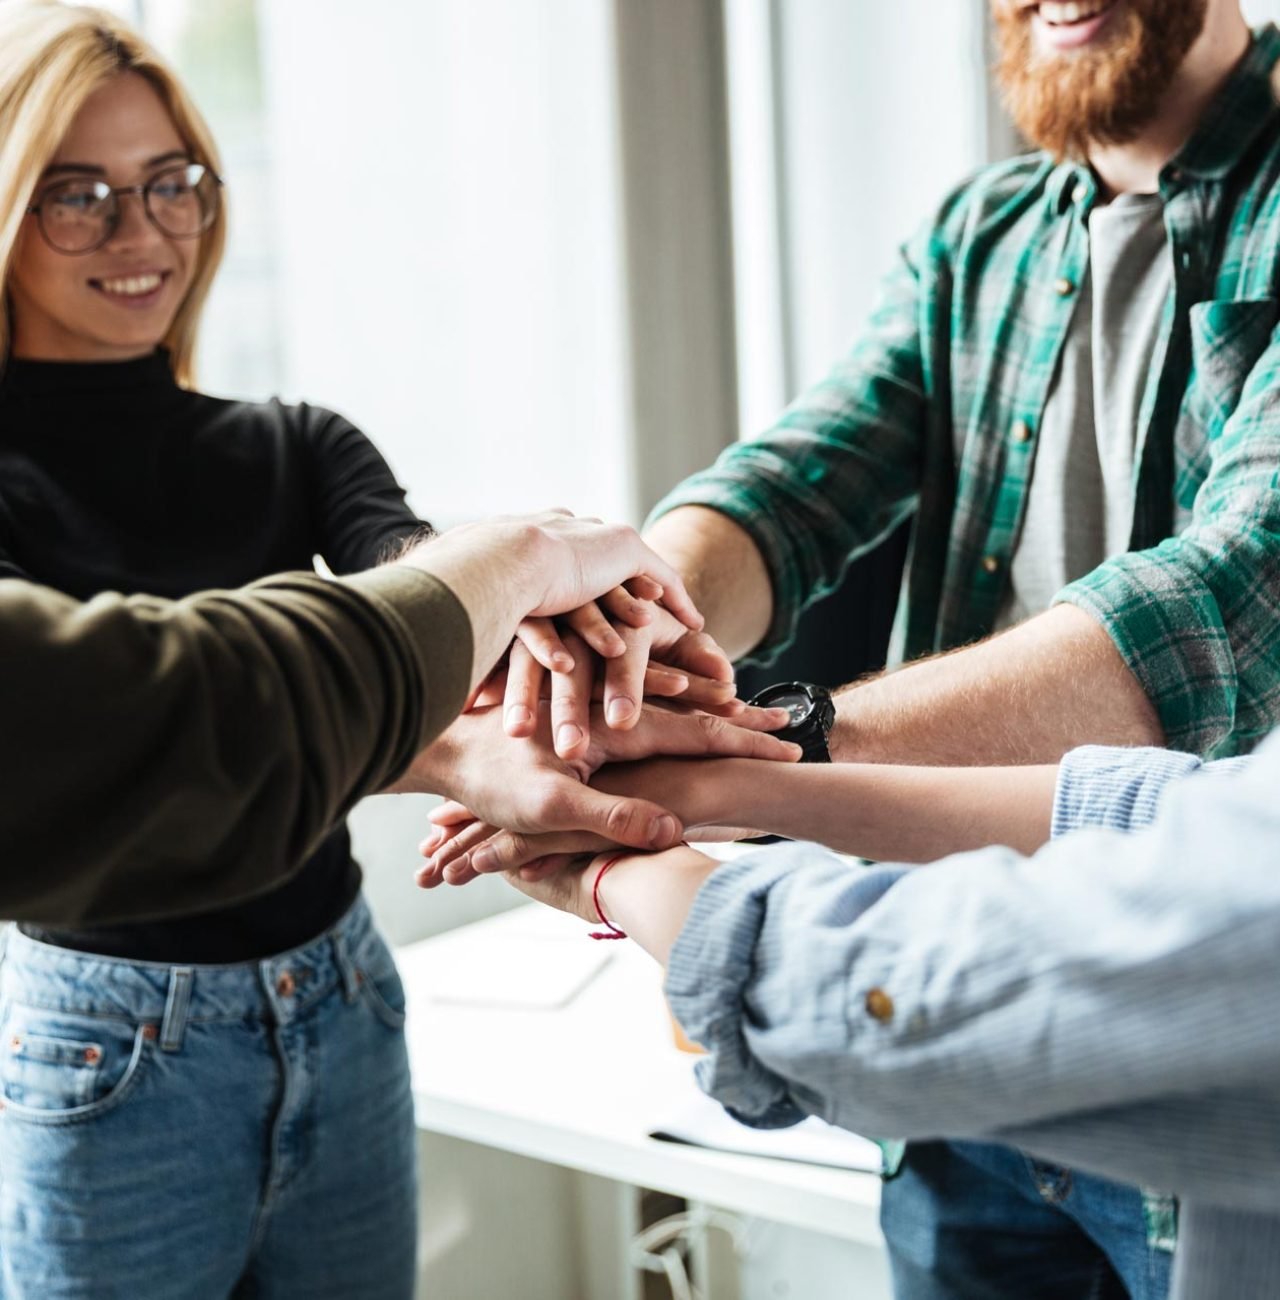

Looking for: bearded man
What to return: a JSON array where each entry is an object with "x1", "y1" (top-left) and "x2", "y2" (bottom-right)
[{"x1": 632, "y1": 1, "x2": 1276, "y2": 1295}]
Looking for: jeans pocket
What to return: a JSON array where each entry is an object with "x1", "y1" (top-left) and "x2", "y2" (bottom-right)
[
  {"x1": 0, "y1": 1004, "x2": 152, "y2": 1125},
  {"x1": 356, "y1": 965, "x2": 407, "y2": 1031}
]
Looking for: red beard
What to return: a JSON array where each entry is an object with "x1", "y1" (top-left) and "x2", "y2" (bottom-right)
[{"x1": 993, "y1": 0, "x2": 1208, "y2": 160}]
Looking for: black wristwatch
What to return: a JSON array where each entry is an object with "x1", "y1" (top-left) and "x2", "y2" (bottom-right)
[{"x1": 747, "y1": 681, "x2": 835, "y2": 763}]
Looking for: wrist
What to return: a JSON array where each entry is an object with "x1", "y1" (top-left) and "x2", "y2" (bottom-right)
[
  {"x1": 828, "y1": 683, "x2": 877, "y2": 763},
  {"x1": 595, "y1": 846, "x2": 717, "y2": 965}
]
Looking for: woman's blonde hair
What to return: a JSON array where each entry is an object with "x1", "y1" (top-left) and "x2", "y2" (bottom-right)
[{"x1": 0, "y1": 0, "x2": 225, "y2": 386}]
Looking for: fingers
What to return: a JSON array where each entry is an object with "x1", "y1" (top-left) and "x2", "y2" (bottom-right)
[
  {"x1": 601, "y1": 622, "x2": 652, "y2": 731},
  {"x1": 642, "y1": 663, "x2": 692, "y2": 698},
  {"x1": 666, "y1": 671, "x2": 741, "y2": 712},
  {"x1": 624, "y1": 576, "x2": 664, "y2": 603},
  {"x1": 434, "y1": 819, "x2": 503, "y2": 887},
  {"x1": 647, "y1": 565, "x2": 702, "y2": 631},
  {"x1": 535, "y1": 780, "x2": 682, "y2": 851},
  {"x1": 611, "y1": 705, "x2": 800, "y2": 762},
  {"x1": 456, "y1": 830, "x2": 609, "y2": 879},
  {"x1": 427, "y1": 800, "x2": 475, "y2": 828},
  {"x1": 564, "y1": 601, "x2": 627, "y2": 659},
  {"x1": 724, "y1": 703, "x2": 794, "y2": 733},
  {"x1": 416, "y1": 813, "x2": 484, "y2": 889},
  {"x1": 514, "y1": 617, "x2": 575, "y2": 673},
  {"x1": 601, "y1": 586, "x2": 655, "y2": 628},
  {"x1": 550, "y1": 633, "x2": 595, "y2": 759},
  {"x1": 671, "y1": 710, "x2": 800, "y2": 760},
  {"x1": 662, "y1": 628, "x2": 733, "y2": 683},
  {"x1": 503, "y1": 639, "x2": 544, "y2": 737}
]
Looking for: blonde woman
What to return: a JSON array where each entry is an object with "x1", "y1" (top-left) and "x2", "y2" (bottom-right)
[{"x1": 0, "y1": 6, "x2": 424, "y2": 1295}]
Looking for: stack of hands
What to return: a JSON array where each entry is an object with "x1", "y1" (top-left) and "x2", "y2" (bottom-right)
[{"x1": 397, "y1": 576, "x2": 798, "y2": 907}]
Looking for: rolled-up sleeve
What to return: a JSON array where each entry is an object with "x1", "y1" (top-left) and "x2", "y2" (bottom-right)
[
  {"x1": 1052, "y1": 744, "x2": 1250, "y2": 836},
  {"x1": 663, "y1": 737, "x2": 1280, "y2": 1206},
  {"x1": 1056, "y1": 317, "x2": 1280, "y2": 757},
  {"x1": 666, "y1": 847, "x2": 907, "y2": 1129}
]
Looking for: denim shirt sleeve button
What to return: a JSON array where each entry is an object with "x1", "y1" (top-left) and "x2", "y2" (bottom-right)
[{"x1": 864, "y1": 987, "x2": 895, "y2": 1023}]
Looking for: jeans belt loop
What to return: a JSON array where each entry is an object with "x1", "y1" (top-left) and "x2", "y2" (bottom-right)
[
  {"x1": 330, "y1": 932, "x2": 361, "y2": 1004},
  {"x1": 160, "y1": 967, "x2": 195, "y2": 1053}
]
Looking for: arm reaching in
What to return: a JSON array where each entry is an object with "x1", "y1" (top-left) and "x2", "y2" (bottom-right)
[
  {"x1": 405, "y1": 695, "x2": 801, "y2": 881},
  {"x1": 646, "y1": 507, "x2": 1164, "y2": 766},
  {"x1": 0, "y1": 508, "x2": 697, "y2": 926},
  {"x1": 420, "y1": 755, "x2": 1058, "y2": 881},
  {"x1": 507, "y1": 742, "x2": 1280, "y2": 1208}
]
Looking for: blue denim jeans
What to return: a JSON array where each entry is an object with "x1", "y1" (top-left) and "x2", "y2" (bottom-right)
[
  {"x1": 880, "y1": 1140, "x2": 1173, "y2": 1300},
  {"x1": 0, "y1": 894, "x2": 417, "y2": 1299}
]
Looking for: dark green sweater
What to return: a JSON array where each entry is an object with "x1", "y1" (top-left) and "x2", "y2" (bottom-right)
[{"x1": 0, "y1": 555, "x2": 470, "y2": 926}]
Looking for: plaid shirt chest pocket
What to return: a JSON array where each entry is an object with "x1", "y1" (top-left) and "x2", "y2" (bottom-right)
[
  {"x1": 0, "y1": 1005, "x2": 148, "y2": 1118},
  {"x1": 1175, "y1": 298, "x2": 1280, "y2": 518}
]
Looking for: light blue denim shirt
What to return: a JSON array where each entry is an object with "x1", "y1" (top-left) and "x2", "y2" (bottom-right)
[{"x1": 665, "y1": 738, "x2": 1280, "y2": 1299}]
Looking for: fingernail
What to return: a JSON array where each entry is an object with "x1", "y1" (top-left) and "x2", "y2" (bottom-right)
[
  {"x1": 506, "y1": 705, "x2": 533, "y2": 730},
  {"x1": 649, "y1": 815, "x2": 676, "y2": 847},
  {"x1": 557, "y1": 723, "x2": 583, "y2": 751},
  {"x1": 553, "y1": 653, "x2": 575, "y2": 672},
  {"x1": 606, "y1": 697, "x2": 635, "y2": 725},
  {"x1": 471, "y1": 849, "x2": 495, "y2": 874}
]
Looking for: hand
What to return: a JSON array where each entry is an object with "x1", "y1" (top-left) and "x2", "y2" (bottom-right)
[
  {"x1": 508, "y1": 600, "x2": 739, "y2": 760},
  {"x1": 404, "y1": 509, "x2": 702, "y2": 627},
  {"x1": 395, "y1": 510, "x2": 706, "y2": 697},
  {"x1": 390, "y1": 702, "x2": 695, "y2": 859},
  {"x1": 418, "y1": 753, "x2": 769, "y2": 885},
  {"x1": 415, "y1": 710, "x2": 798, "y2": 886}
]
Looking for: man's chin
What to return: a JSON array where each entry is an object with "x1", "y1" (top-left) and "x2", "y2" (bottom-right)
[{"x1": 994, "y1": 0, "x2": 1207, "y2": 158}]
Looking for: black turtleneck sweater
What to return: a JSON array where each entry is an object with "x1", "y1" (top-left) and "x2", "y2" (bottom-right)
[{"x1": 0, "y1": 350, "x2": 428, "y2": 961}]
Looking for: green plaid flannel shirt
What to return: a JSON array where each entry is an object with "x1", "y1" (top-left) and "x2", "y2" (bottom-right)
[{"x1": 652, "y1": 26, "x2": 1280, "y2": 763}]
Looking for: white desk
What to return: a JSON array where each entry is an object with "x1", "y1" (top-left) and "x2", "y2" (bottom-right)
[{"x1": 398, "y1": 904, "x2": 882, "y2": 1247}]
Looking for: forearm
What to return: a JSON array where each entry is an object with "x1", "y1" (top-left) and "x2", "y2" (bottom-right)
[
  {"x1": 832, "y1": 603, "x2": 1165, "y2": 765},
  {"x1": 644, "y1": 507, "x2": 772, "y2": 660},
  {"x1": 0, "y1": 570, "x2": 463, "y2": 924},
  {"x1": 713, "y1": 759, "x2": 1057, "y2": 860}
]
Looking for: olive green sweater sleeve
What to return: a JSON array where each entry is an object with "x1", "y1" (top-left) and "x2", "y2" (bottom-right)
[{"x1": 0, "y1": 567, "x2": 472, "y2": 926}]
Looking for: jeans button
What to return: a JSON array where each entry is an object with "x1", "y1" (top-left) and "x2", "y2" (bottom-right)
[{"x1": 276, "y1": 970, "x2": 297, "y2": 998}]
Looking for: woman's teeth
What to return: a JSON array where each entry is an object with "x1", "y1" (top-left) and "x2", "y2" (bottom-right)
[{"x1": 98, "y1": 273, "x2": 163, "y2": 296}]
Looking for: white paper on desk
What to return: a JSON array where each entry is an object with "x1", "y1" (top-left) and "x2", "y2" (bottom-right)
[
  {"x1": 421, "y1": 936, "x2": 613, "y2": 1011},
  {"x1": 650, "y1": 1072, "x2": 882, "y2": 1172}
]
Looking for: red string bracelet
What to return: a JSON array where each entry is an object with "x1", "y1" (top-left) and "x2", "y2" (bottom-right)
[{"x1": 588, "y1": 853, "x2": 628, "y2": 940}]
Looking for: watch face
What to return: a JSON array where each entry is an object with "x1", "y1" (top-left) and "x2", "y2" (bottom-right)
[{"x1": 768, "y1": 688, "x2": 813, "y2": 726}]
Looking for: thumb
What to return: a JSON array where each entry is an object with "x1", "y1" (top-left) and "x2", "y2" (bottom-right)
[{"x1": 544, "y1": 782, "x2": 682, "y2": 851}]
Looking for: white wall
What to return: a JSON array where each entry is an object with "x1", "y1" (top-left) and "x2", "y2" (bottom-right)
[
  {"x1": 257, "y1": 0, "x2": 632, "y2": 528},
  {"x1": 1244, "y1": 0, "x2": 1280, "y2": 23},
  {"x1": 768, "y1": 0, "x2": 991, "y2": 404}
]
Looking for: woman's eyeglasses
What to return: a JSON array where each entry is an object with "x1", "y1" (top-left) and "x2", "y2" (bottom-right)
[{"x1": 25, "y1": 162, "x2": 222, "y2": 255}]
